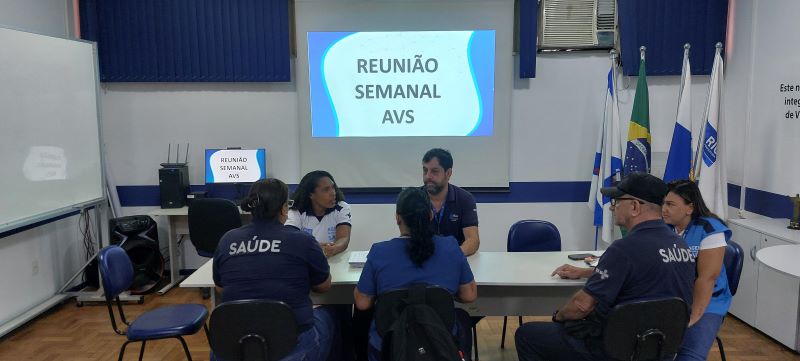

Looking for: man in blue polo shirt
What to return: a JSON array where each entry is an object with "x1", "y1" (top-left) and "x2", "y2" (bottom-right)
[
  {"x1": 422, "y1": 148, "x2": 480, "y2": 256},
  {"x1": 515, "y1": 173, "x2": 695, "y2": 361}
]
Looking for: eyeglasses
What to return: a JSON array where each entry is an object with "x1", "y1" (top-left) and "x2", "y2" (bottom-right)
[{"x1": 610, "y1": 197, "x2": 645, "y2": 207}]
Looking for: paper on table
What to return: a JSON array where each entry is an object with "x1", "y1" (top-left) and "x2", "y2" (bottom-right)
[{"x1": 348, "y1": 251, "x2": 369, "y2": 267}]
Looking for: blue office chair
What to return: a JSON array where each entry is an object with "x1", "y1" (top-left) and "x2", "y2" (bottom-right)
[
  {"x1": 500, "y1": 220, "x2": 561, "y2": 349},
  {"x1": 716, "y1": 240, "x2": 744, "y2": 361},
  {"x1": 99, "y1": 245, "x2": 209, "y2": 361}
]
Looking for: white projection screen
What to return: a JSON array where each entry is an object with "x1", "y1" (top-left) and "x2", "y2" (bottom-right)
[
  {"x1": 296, "y1": 0, "x2": 513, "y2": 188},
  {"x1": 0, "y1": 27, "x2": 103, "y2": 233}
]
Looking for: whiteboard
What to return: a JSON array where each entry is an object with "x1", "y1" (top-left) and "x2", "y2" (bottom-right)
[{"x1": 0, "y1": 27, "x2": 103, "y2": 233}]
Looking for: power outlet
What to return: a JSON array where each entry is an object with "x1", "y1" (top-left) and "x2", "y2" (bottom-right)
[{"x1": 32, "y1": 259, "x2": 39, "y2": 276}]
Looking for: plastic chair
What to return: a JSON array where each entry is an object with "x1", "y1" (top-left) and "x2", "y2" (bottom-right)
[
  {"x1": 716, "y1": 240, "x2": 744, "y2": 361},
  {"x1": 604, "y1": 297, "x2": 689, "y2": 361},
  {"x1": 189, "y1": 198, "x2": 241, "y2": 298},
  {"x1": 209, "y1": 299, "x2": 299, "y2": 361},
  {"x1": 98, "y1": 246, "x2": 209, "y2": 361},
  {"x1": 374, "y1": 285, "x2": 460, "y2": 361},
  {"x1": 188, "y1": 198, "x2": 242, "y2": 257},
  {"x1": 500, "y1": 220, "x2": 561, "y2": 348}
]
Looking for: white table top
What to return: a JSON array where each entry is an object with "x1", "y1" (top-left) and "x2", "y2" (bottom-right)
[
  {"x1": 181, "y1": 250, "x2": 598, "y2": 288},
  {"x1": 148, "y1": 206, "x2": 251, "y2": 216},
  {"x1": 756, "y1": 245, "x2": 800, "y2": 278}
]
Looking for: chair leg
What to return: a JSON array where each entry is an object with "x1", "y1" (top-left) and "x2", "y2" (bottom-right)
[
  {"x1": 500, "y1": 316, "x2": 508, "y2": 349},
  {"x1": 203, "y1": 323, "x2": 210, "y2": 343},
  {"x1": 717, "y1": 336, "x2": 726, "y2": 361},
  {"x1": 118, "y1": 340, "x2": 133, "y2": 361},
  {"x1": 518, "y1": 316, "x2": 523, "y2": 326},
  {"x1": 138, "y1": 341, "x2": 147, "y2": 361},
  {"x1": 177, "y1": 336, "x2": 194, "y2": 361},
  {"x1": 472, "y1": 325, "x2": 479, "y2": 361}
]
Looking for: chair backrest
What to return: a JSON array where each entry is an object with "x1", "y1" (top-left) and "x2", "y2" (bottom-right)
[
  {"x1": 98, "y1": 245, "x2": 134, "y2": 300},
  {"x1": 374, "y1": 285, "x2": 455, "y2": 338},
  {"x1": 506, "y1": 220, "x2": 561, "y2": 252},
  {"x1": 723, "y1": 240, "x2": 744, "y2": 296},
  {"x1": 209, "y1": 299, "x2": 298, "y2": 361},
  {"x1": 189, "y1": 198, "x2": 242, "y2": 255},
  {"x1": 603, "y1": 297, "x2": 689, "y2": 361}
]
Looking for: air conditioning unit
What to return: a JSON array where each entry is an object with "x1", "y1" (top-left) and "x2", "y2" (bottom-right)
[{"x1": 540, "y1": 0, "x2": 616, "y2": 49}]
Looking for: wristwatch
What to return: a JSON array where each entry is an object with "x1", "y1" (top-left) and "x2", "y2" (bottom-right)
[{"x1": 551, "y1": 309, "x2": 561, "y2": 323}]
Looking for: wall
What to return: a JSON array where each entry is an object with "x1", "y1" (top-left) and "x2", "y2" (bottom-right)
[
  {"x1": 0, "y1": 0, "x2": 90, "y2": 329},
  {"x1": 104, "y1": 51, "x2": 718, "y2": 266}
]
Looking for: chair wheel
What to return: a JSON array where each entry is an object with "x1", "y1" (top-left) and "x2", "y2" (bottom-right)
[
  {"x1": 138, "y1": 298, "x2": 145, "y2": 305},
  {"x1": 76, "y1": 301, "x2": 84, "y2": 307},
  {"x1": 201, "y1": 288, "x2": 211, "y2": 299}
]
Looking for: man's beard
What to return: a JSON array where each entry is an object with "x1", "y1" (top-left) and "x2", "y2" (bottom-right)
[{"x1": 425, "y1": 182, "x2": 445, "y2": 195}]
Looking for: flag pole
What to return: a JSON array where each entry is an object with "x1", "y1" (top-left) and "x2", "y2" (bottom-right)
[{"x1": 691, "y1": 43, "x2": 723, "y2": 180}]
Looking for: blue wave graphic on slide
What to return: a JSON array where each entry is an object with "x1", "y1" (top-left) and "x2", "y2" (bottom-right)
[
  {"x1": 467, "y1": 31, "x2": 495, "y2": 136},
  {"x1": 309, "y1": 32, "x2": 355, "y2": 137}
]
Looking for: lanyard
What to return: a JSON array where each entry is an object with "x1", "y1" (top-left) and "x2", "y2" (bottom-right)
[{"x1": 433, "y1": 203, "x2": 446, "y2": 234}]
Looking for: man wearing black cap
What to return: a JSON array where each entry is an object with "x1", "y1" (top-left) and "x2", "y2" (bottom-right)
[{"x1": 515, "y1": 173, "x2": 695, "y2": 361}]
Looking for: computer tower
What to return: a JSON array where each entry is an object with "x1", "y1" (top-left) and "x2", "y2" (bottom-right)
[{"x1": 159, "y1": 164, "x2": 189, "y2": 208}]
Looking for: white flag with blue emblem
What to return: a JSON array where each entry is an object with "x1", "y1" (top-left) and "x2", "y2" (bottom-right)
[
  {"x1": 664, "y1": 46, "x2": 693, "y2": 182},
  {"x1": 588, "y1": 56, "x2": 623, "y2": 245},
  {"x1": 693, "y1": 45, "x2": 727, "y2": 219}
]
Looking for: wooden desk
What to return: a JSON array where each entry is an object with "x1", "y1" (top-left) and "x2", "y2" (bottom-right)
[{"x1": 181, "y1": 250, "x2": 598, "y2": 316}]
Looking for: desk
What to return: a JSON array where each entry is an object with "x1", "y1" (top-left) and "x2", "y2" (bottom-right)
[
  {"x1": 147, "y1": 206, "x2": 251, "y2": 295},
  {"x1": 181, "y1": 251, "x2": 597, "y2": 316},
  {"x1": 757, "y1": 244, "x2": 800, "y2": 278}
]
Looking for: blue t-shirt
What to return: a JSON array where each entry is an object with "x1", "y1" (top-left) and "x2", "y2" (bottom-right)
[
  {"x1": 213, "y1": 219, "x2": 330, "y2": 329},
  {"x1": 423, "y1": 184, "x2": 479, "y2": 246},
  {"x1": 584, "y1": 219, "x2": 695, "y2": 321},
  {"x1": 356, "y1": 235, "x2": 474, "y2": 351},
  {"x1": 682, "y1": 216, "x2": 733, "y2": 315}
]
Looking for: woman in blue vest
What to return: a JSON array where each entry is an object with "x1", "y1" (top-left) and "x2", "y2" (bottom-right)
[
  {"x1": 662, "y1": 180, "x2": 732, "y2": 361},
  {"x1": 354, "y1": 187, "x2": 478, "y2": 361}
]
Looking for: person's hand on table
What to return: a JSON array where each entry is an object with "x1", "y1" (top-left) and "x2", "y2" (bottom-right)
[{"x1": 551, "y1": 264, "x2": 593, "y2": 279}]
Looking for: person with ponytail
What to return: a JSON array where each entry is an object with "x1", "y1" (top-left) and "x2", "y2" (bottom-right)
[
  {"x1": 213, "y1": 178, "x2": 339, "y2": 361},
  {"x1": 353, "y1": 187, "x2": 478, "y2": 361},
  {"x1": 662, "y1": 180, "x2": 732, "y2": 361}
]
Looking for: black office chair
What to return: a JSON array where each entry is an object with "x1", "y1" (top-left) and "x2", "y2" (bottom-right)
[
  {"x1": 189, "y1": 198, "x2": 242, "y2": 257},
  {"x1": 374, "y1": 285, "x2": 461, "y2": 361},
  {"x1": 716, "y1": 240, "x2": 744, "y2": 361},
  {"x1": 603, "y1": 297, "x2": 689, "y2": 361},
  {"x1": 188, "y1": 198, "x2": 241, "y2": 298},
  {"x1": 500, "y1": 220, "x2": 561, "y2": 349},
  {"x1": 209, "y1": 299, "x2": 299, "y2": 361},
  {"x1": 98, "y1": 246, "x2": 209, "y2": 361}
]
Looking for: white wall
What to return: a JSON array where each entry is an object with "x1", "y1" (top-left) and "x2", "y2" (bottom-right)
[
  {"x1": 0, "y1": 0, "x2": 89, "y2": 328},
  {"x1": 106, "y1": 52, "x2": 717, "y2": 266}
]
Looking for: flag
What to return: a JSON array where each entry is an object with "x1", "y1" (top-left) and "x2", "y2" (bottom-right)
[
  {"x1": 588, "y1": 60, "x2": 623, "y2": 245},
  {"x1": 693, "y1": 45, "x2": 727, "y2": 219},
  {"x1": 664, "y1": 48, "x2": 693, "y2": 182},
  {"x1": 624, "y1": 58, "x2": 651, "y2": 175}
]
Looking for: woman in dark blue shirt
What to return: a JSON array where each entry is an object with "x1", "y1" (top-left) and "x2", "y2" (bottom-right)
[
  {"x1": 354, "y1": 187, "x2": 477, "y2": 361},
  {"x1": 213, "y1": 178, "x2": 338, "y2": 361}
]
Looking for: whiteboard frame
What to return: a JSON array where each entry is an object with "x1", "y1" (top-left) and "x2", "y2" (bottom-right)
[{"x1": 0, "y1": 26, "x2": 106, "y2": 235}]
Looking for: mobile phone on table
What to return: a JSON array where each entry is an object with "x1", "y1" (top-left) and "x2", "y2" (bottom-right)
[{"x1": 567, "y1": 253, "x2": 595, "y2": 261}]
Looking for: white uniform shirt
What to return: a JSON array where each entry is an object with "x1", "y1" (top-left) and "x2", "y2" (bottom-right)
[{"x1": 285, "y1": 201, "x2": 352, "y2": 244}]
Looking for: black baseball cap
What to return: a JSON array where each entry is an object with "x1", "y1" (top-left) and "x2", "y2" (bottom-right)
[{"x1": 600, "y1": 172, "x2": 668, "y2": 205}]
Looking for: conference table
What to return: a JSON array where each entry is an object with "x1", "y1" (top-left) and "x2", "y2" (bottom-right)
[{"x1": 180, "y1": 250, "x2": 598, "y2": 316}]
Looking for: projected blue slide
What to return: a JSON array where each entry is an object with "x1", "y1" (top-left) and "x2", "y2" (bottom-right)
[{"x1": 308, "y1": 31, "x2": 495, "y2": 137}]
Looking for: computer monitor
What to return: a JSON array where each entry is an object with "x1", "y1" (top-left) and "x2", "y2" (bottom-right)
[{"x1": 205, "y1": 149, "x2": 266, "y2": 184}]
